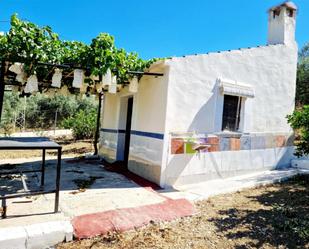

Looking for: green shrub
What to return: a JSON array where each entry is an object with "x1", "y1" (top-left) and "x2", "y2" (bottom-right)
[
  {"x1": 287, "y1": 105, "x2": 309, "y2": 157},
  {"x1": 296, "y1": 43, "x2": 309, "y2": 105},
  {"x1": 1, "y1": 92, "x2": 98, "y2": 132},
  {"x1": 25, "y1": 94, "x2": 97, "y2": 129},
  {"x1": 62, "y1": 109, "x2": 97, "y2": 140},
  {"x1": 0, "y1": 121, "x2": 14, "y2": 136}
]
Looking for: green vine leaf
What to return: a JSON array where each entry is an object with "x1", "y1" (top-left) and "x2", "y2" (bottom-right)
[{"x1": 0, "y1": 14, "x2": 161, "y2": 95}]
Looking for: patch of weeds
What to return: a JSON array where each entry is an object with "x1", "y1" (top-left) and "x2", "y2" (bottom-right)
[
  {"x1": 89, "y1": 232, "x2": 122, "y2": 247},
  {"x1": 288, "y1": 174, "x2": 309, "y2": 187},
  {"x1": 66, "y1": 157, "x2": 85, "y2": 164},
  {"x1": 72, "y1": 176, "x2": 104, "y2": 190},
  {"x1": 101, "y1": 231, "x2": 122, "y2": 244},
  {"x1": 272, "y1": 204, "x2": 309, "y2": 240},
  {"x1": 268, "y1": 175, "x2": 309, "y2": 242},
  {"x1": 65, "y1": 169, "x2": 84, "y2": 174}
]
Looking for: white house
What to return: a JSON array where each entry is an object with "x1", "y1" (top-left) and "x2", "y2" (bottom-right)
[{"x1": 99, "y1": 2, "x2": 298, "y2": 188}]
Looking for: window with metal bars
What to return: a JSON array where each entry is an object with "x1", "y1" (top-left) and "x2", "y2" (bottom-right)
[{"x1": 221, "y1": 95, "x2": 242, "y2": 132}]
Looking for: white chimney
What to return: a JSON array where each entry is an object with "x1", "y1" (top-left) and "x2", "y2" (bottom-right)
[{"x1": 267, "y1": 1, "x2": 297, "y2": 46}]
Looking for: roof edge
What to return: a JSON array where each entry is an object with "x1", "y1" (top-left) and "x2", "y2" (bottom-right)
[{"x1": 165, "y1": 44, "x2": 285, "y2": 61}]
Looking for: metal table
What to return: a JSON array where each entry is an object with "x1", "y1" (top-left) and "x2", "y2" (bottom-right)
[{"x1": 0, "y1": 137, "x2": 62, "y2": 218}]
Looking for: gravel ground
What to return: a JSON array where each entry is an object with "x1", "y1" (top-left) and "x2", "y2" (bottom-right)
[{"x1": 58, "y1": 175, "x2": 309, "y2": 249}]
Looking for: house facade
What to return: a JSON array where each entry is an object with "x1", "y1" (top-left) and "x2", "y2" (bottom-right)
[{"x1": 99, "y1": 2, "x2": 298, "y2": 187}]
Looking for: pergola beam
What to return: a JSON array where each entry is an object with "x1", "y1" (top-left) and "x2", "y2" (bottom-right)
[
  {"x1": 37, "y1": 62, "x2": 88, "y2": 70},
  {"x1": 127, "y1": 70, "x2": 164, "y2": 77},
  {"x1": 4, "y1": 60, "x2": 164, "y2": 77}
]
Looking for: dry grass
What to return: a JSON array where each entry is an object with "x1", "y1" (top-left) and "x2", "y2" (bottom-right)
[
  {"x1": 58, "y1": 175, "x2": 309, "y2": 249},
  {"x1": 0, "y1": 137, "x2": 93, "y2": 159}
]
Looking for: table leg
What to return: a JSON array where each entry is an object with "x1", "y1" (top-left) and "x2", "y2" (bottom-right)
[
  {"x1": 41, "y1": 149, "x2": 46, "y2": 187},
  {"x1": 54, "y1": 148, "x2": 61, "y2": 213},
  {"x1": 1, "y1": 197, "x2": 6, "y2": 218}
]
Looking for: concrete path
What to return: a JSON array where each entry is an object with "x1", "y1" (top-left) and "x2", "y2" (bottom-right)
[
  {"x1": 160, "y1": 168, "x2": 309, "y2": 201},
  {"x1": 0, "y1": 158, "x2": 166, "y2": 228},
  {"x1": 1, "y1": 155, "x2": 308, "y2": 248},
  {"x1": 0, "y1": 157, "x2": 194, "y2": 248}
]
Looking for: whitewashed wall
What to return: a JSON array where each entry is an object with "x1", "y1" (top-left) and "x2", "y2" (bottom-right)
[
  {"x1": 99, "y1": 93, "x2": 120, "y2": 162},
  {"x1": 164, "y1": 44, "x2": 298, "y2": 134},
  {"x1": 160, "y1": 43, "x2": 298, "y2": 187},
  {"x1": 99, "y1": 63, "x2": 170, "y2": 184},
  {"x1": 128, "y1": 64, "x2": 169, "y2": 183}
]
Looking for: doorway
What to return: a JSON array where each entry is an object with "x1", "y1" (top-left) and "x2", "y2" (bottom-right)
[{"x1": 123, "y1": 97, "x2": 133, "y2": 167}]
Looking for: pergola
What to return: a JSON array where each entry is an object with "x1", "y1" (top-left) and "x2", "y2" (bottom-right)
[
  {"x1": 0, "y1": 60, "x2": 163, "y2": 154},
  {"x1": 0, "y1": 14, "x2": 166, "y2": 220},
  {"x1": 0, "y1": 59, "x2": 164, "y2": 218}
]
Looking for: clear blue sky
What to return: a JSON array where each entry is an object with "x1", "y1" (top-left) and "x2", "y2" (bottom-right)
[{"x1": 0, "y1": 0, "x2": 308, "y2": 59}]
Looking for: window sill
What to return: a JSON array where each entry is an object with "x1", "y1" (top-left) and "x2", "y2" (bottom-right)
[{"x1": 214, "y1": 131, "x2": 248, "y2": 138}]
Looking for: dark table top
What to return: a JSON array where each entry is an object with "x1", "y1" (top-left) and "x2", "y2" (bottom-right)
[{"x1": 0, "y1": 137, "x2": 61, "y2": 150}]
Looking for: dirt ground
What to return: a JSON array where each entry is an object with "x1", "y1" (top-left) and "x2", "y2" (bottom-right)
[
  {"x1": 0, "y1": 137, "x2": 94, "y2": 159},
  {"x1": 58, "y1": 175, "x2": 309, "y2": 249}
]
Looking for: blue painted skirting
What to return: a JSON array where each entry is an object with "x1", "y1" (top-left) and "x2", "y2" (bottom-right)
[
  {"x1": 101, "y1": 128, "x2": 164, "y2": 140},
  {"x1": 131, "y1": 130, "x2": 164, "y2": 140},
  {"x1": 101, "y1": 128, "x2": 125, "y2": 134}
]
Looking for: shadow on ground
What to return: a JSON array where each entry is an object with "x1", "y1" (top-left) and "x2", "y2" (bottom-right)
[
  {"x1": 208, "y1": 175, "x2": 309, "y2": 248},
  {"x1": 1, "y1": 156, "x2": 168, "y2": 221},
  {"x1": 0, "y1": 157, "x2": 145, "y2": 196}
]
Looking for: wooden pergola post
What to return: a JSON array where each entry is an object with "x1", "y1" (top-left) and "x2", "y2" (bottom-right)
[
  {"x1": 94, "y1": 91, "x2": 103, "y2": 155},
  {"x1": 0, "y1": 60, "x2": 6, "y2": 122}
]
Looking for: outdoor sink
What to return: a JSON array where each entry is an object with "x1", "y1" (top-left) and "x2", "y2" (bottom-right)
[{"x1": 191, "y1": 143, "x2": 211, "y2": 151}]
